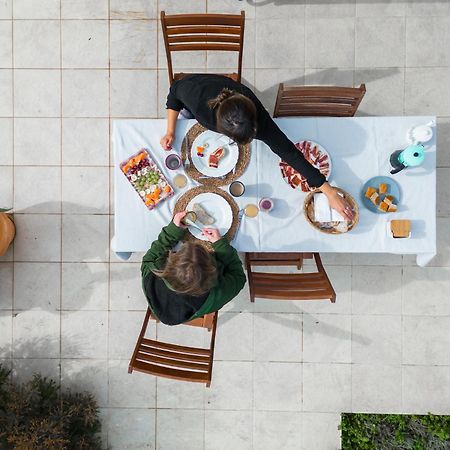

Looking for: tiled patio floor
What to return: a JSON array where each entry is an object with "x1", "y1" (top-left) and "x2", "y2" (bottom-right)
[{"x1": 1, "y1": 0, "x2": 450, "y2": 449}]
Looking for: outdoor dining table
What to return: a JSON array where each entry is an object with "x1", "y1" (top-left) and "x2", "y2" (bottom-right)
[{"x1": 111, "y1": 116, "x2": 436, "y2": 267}]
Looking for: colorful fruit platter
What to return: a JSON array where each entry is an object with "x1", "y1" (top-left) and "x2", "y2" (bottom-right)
[
  {"x1": 361, "y1": 176, "x2": 401, "y2": 214},
  {"x1": 120, "y1": 149, "x2": 174, "y2": 210},
  {"x1": 280, "y1": 140, "x2": 331, "y2": 192}
]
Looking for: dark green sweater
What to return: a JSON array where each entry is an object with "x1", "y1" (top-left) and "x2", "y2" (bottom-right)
[{"x1": 141, "y1": 222, "x2": 246, "y2": 325}]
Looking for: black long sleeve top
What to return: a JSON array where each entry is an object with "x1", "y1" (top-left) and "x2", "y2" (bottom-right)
[{"x1": 166, "y1": 73, "x2": 325, "y2": 188}]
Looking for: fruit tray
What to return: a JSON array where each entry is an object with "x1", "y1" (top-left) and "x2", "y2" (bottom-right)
[{"x1": 120, "y1": 149, "x2": 174, "y2": 210}]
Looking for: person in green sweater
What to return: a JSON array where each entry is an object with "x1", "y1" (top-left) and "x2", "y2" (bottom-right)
[{"x1": 141, "y1": 211, "x2": 246, "y2": 325}]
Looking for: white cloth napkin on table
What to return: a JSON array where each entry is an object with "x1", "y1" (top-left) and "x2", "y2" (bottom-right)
[{"x1": 313, "y1": 193, "x2": 346, "y2": 222}]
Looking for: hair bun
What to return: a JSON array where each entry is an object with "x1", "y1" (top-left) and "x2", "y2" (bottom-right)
[{"x1": 208, "y1": 88, "x2": 235, "y2": 109}]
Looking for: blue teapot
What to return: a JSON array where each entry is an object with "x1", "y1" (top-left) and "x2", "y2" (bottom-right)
[{"x1": 390, "y1": 144, "x2": 425, "y2": 175}]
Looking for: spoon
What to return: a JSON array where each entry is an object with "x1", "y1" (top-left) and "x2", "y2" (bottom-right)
[{"x1": 184, "y1": 218, "x2": 203, "y2": 232}]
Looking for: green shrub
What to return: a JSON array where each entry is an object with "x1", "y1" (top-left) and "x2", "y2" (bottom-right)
[
  {"x1": 0, "y1": 364, "x2": 102, "y2": 450},
  {"x1": 341, "y1": 412, "x2": 450, "y2": 450}
]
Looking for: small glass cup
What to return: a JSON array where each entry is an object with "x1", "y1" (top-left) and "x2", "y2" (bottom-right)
[
  {"x1": 259, "y1": 198, "x2": 274, "y2": 212},
  {"x1": 165, "y1": 154, "x2": 181, "y2": 170},
  {"x1": 229, "y1": 181, "x2": 245, "y2": 197},
  {"x1": 173, "y1": 173, "x2": 187, "y2": 189},
  {"x1": 244, "y1": 203, "x2": 259, "y2": 218}
]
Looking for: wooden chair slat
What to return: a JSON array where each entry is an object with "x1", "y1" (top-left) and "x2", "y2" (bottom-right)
[
  {"x1": 166, "y1": 26, "x2": 242, "y2": 36},
  {"x1": 246, "y1": 252, "x2": 336, "y2": 303},
  {"x1": 129, "y1": 309, "x2": 218, "y2": 386},
  {"x1": 168, "y1": 34, "x2": 241, "y2": 44},
  {"x1": 273, "y1": 84, "x2": 366, "y2": 118},
  {"x1": 132, "y1": 360, "x2": 210, "y2": 383},
  {"x1": 136, "y1": 351, "x2": 210, "y2": 371},
  {"x1": 169, "y1": 43, "x2": 240, "y2": 52},
  {"x1": 173, "y1": 72, "x2": 239, "y2": 83},
  {"x1": 141, "y1": 337, "x2": 210, "y2": 355},
  {"x1": 161, "y1": 11, "x2": 245, "y2": 84},
  {"x1": 163, "y1": 14, "x2": 243, "y2": 27}
]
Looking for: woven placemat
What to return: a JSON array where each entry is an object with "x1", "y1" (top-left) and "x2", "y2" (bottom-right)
[
  {"x1": 181, "y1": 122, "x2": 251, "y2": 187},
  {"x1": 173, "y1": 186, "x2": 240, "y2": 250}
]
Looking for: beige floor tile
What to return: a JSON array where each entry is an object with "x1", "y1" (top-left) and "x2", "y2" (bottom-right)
[
  {"x1": 352, "y1": 364, "x2": 402, "y2": 413},
  {"x1": 306, "y1": 0, "x2": 355, "y2": 18},
  {"x1": 62, "y1": 118, "x2": 109, "y2": 166},
  {"x1": 205, "y1": 410, "x2": 253, "y2": 450},
  {"x1": 0, "y1": 21, "x2": 11, "y2": 68},
  {"x1": 303, "y1": 314, "x2": 352, "y2": 363},
  {"x1": 0, "y1": 311, "x2": 12, "y2": 357},
  {"x1": 403, "y1": 315, "x2": 450, "y2": 365},
  {"x1": 206, "y1": 361, "x2": 253, "y2": 410},
  {"x1": 61, "y1": 359, "x2": 108, "y2": 406},
  {"x1": 14, "y1": 20, "x2": 60, "y2": 68},
  {"x1": 254, "y1": 411, "x2": 302, "y2": 450},
  {"x1": 352, "y1": 266, "x2": 402, "y2": 315},
  {"x1": 106, "y1": 408, "x2": 156, "y2": 449},
  {"x1": 437, "y1": 168, "x2": 450, "y2": 217},
  {"x1": 13, "y1": 358, "x2": 60, "y2": 383},
  {"x1": 109, "y1": 359, "x2": 156, "y2": 408},
  {"x1": 13, "y1": 0, "x2": 60, "y2": 19},
  {"x1": 0, "y1": 118, "x2": 12, "y2": 164},
  {"x1": 61, "y1": 0, "x2": 109, "y2": 19},
  {"x1": 14, "y1": 214, "x2": 61, "y2": 262},
  {"x1": 61, "y1": 311, "x2": 108, "y2": 359},
  {"x1": 0, "y1": 263, "x2": 13, "y2": 310},
  {"x1": 356, "y1": 1, "x2": 406, "y2": 16},
  {"x1": 13, "y1": 309, "x2": 60, "y2": 357},
  {"x1": 159, "y1": 0, "x2": 206, "y2": 15},
  {"x1": 254, "y1": 362, "x2": 302, "y2": 411},
  {"x1": 215, "y1": 312, "x2": 253, "y2": 361},
  {"x1": 306, "y1": 18, "x2": 355, "y2": 68},
  {"x1": 14, "y1": 69, "x2": 61, "y2": 117},
  {"x1": 14, "y1": 262, "x2": 60, "y2": 310},
  {"x1": 62, "y1": 215, "x2": 109, "y2": 262},
  {"x1": 62, "y1": 166, "x2": 109, "y2": 214},
  {"x1": 62, "y1": 20, "x2": 109, "y2": 68},
  {"x1": 110, "y1": 20, "x2": 157, "y2": 69},
  {"x1": 156, "y1": 409, "x2": 204, "y2": 450},
  {"x1": 110, "y1": 69, "x2": 158, "y2": 117},
  {"x1": 402, "y1": 267, "x2": 450, "y2": 315},
  {"x1": 253, "y1": 313, "x2": 302, "y2": 361},
  {"x1": 302, "y1": 412, "x2": 341, "y2": 450},
  {"x1": 0, "y1": 0, "x2": 11, "y2": 19},
  {"x1": 356, "y1": 18, "x2": 405, "y2": 67},
  {"x1": 110, "y1": 0, "x2": 157, "y2": 19},
  {"x1": 0, "y1": 166, "x2": 12, "y2": 208},
  {"x1": 62, "y1": 262, "x2": 109, "y2": 310},
  {"x1": 14, "y1": 118, "x2": 61, "y2": 165},
  {"x1": 303, "y1": 363, "x2": 351, "y2": 412},
  {"x1": 257, "y1": 19, "x2": 305, "y2": 69},
  {"x1": 403, "y1": 365, "x2": 450, "y2": 414},
  {"x1": 62, "y1": 70, "x2": 109, "y2": 117},
  {"x1": 207, "y1": 0, "x2": 254, "y2": 18},
  {"x1": 352, "y1": 315, "x2": 402, "y2": 364},
  {"x1": 14, "y1": 166, "x2": 61, "y2": 213},
  {"x1": 437, "y1": 117, "x2": 450, "y2": 167},
  {"x1": 0, "y1": 69, "x2": 12, "y2": 116},
  {"x1": 156, "y1": 377, "x2": 205, "y2": 409}
]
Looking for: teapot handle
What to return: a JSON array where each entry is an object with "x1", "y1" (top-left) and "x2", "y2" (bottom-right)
[{"x1": 390, "y1": 165, "x2": 405, "y2": 175}]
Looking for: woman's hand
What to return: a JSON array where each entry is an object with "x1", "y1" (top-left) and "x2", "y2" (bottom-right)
[
  {"x1": 160, "y1": 133, "x2": 174, "y2": 151},
  {"x1": 320, "y1": 183, "x2": 354, "y2": 221},
  {"x1": 202, "y1": 227, "x2": 221, "y2": 243},
  {"x1": 173, "y1": 211, "x2": 187, "y2": 228}
]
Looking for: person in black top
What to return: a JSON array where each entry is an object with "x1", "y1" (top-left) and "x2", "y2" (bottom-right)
[{"x1": 161, "y1": 74, "x2": 354, "y2": 220}]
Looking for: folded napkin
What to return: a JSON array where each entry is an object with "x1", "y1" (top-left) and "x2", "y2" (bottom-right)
[{"x1": 313, "y1": 193, "x2": 346, "y2": 222}]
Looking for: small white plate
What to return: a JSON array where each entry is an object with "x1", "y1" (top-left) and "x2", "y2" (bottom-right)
[
  {"x1": 186, "y1": 192, "x2": 233, "y2": 241},
  {"x1": 191, "y1": 130, "x2": 239, "y2": 177}
]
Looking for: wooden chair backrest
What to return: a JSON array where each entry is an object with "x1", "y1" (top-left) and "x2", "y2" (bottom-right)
[
  {"x1": 273, "y1": 83, "x2": 366, "y2": 118},
  {"x1": 160, "y1": 11, "x2": 245, "y2": 84},
  {"x1": 245, "y1": 252, "x2": 336, "y2": 303},
  {"x1": 129, "y1": 308, "x2": 218, "y2": 386}
]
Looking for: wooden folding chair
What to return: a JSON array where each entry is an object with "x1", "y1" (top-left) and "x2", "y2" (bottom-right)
[
  {"x1": 160, "y1": 11, "x2": 245, "y2": 85},
  {"x1": 273, "y1": 83, "x2": 366, "y2": 118},
  {"x1": 128, "y1": 308, "x2": 218, "y2": 387},
  {"x1": 245, "y1": 253, "x2": 336, "y2": 303}
]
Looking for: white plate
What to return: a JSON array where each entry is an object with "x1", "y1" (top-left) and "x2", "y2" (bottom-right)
[
  {"x1": 191, "y1": 130, "x2": 239, "y2": 177},
  {"x1": 186, "y1": 192, "x2": 233, "y2": 241}
]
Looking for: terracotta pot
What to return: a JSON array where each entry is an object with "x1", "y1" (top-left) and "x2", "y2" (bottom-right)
[{"x1": 0, "y1": 213, "x2": 15, "y2": 256}]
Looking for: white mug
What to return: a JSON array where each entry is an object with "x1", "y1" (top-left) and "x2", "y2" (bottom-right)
[{"x1": 407, "y1": 120, "x2": 435, "y2": 145}]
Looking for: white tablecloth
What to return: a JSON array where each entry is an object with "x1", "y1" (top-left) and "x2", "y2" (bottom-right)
[{"x1": 112, "y1": 117, "x2": 436, "y2": 266}]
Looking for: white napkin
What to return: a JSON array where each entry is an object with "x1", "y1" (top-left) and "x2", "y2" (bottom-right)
[{"x1": 313, "y1": 193, "x2": 346, "y2": 222}]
